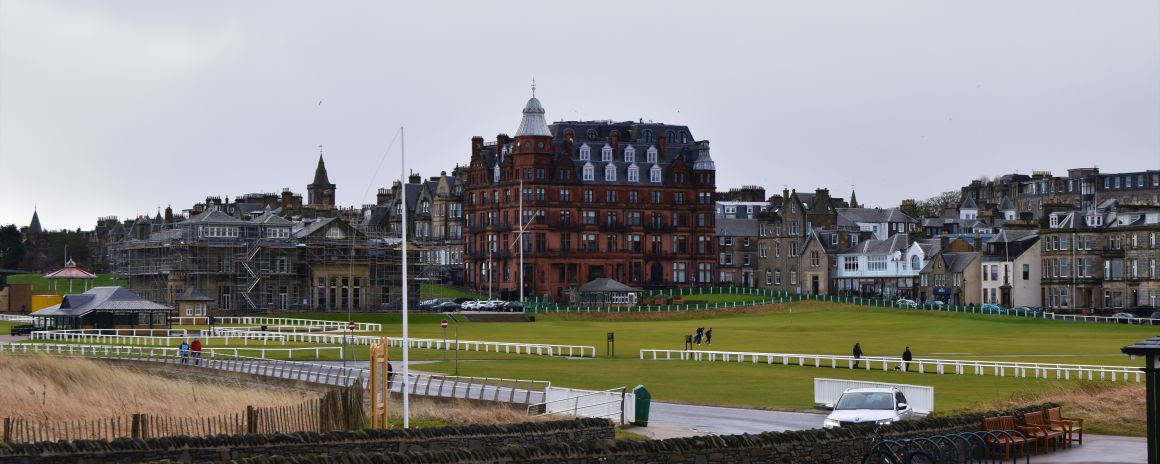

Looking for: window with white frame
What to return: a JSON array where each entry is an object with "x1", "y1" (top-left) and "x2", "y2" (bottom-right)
[
  {"x1": 624, "y1": 146, "x2": 635, "y2": 163},
  {"x1": 646, "y1": 146, "x2": 657, "y2": 163},
  {"x1": 627, "y1": 165, "x2": 639, "y2": 182},
  {"x1": 843, "y1": 256, "x2": 858, "y2": 272},
  {"x1": 650, "y1": 165, "x2": 662, "y2": 183},
  {"x1": 582, "y1": 163, "x2": 594, "y2": 181},
  {"x1": 868, "y1": 255, "x2": 887, "y2": 271},
  {"x1": 605, "y1": 164, "x2": 616, "y2": 181},
  {"x1": 601, "y1": 144, "x2": 612, "y2": 161},
  {"x1": 579, "y1": 144, "x2": 590, "y2": 161}
]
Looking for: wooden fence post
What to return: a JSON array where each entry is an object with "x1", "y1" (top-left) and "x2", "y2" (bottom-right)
[
  {"x1": 246, "y1": 405, "x2": 256, "y2": 434},
  {"x1": 131, "y1": 414, "x2": 142, "y2": 439},
  {"x1": 3, "y1": 417, "x2": 10, "y2": 443}
]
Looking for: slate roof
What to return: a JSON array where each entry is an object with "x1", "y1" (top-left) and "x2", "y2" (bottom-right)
[
  {"x1": 33, "y1": 287, "x2": 170, "y2": 317},
  {"x1": 1122, "y1": 335, "x2": 1160, "y2": 356},
  {"x1": 311, "y1": 155, "x2": 333, "y2": 186},
  {"x1": 999, "y1": 195, "x2": 1015, "y2": 211},
  {"x1": 986, "y1": 229, "x2": 1037, "y2": 244},
  {"x1": 716, "y1": 218, "x2": 759, "y2": 237},
  {"x1": 836, "y1": 208, "x2": 916, "y2": 226},
  {"x1": 187, "y1": 209, "x2": 244, "y2": 224},
  {"x1": 293, "y1": 218, "x2": 337, "y2": 238},
  {"x1": 840, "y1": 233, "x2": 909, "y2": 256},
  {"x1": 578, "y1": 278, "x2": 640, "y2": 293},
  {"x1": 961, "y1": 196, "x2": 978, "y2": 210},
  {"x1": 177, "y1": 288, "x2": 213, "y2": 302}
]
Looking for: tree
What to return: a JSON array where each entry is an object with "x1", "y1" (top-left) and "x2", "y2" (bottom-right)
[
  {"x1": 0, "y1": 225, "x2": 25, "y2": 269},
  {"x1": 914, "y1": 191, "x2": 960, "y2": 218}
]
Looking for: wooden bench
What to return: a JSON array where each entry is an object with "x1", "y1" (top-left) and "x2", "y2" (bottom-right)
[
  {"x1": 1045, "y1": 406, "x2": 1084, "y2": 445},
  {"x1": 1022, "y1": 410, "x2": 1067, "y2": 453},
  {"x1": 982, "y1": 415, "x2": 1039, "y2": 460}
]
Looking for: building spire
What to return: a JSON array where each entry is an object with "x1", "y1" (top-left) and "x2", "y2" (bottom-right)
[
  {"x1": 29, "y1": 207, "x2": 43, "y2": 234},
  {"x1": 850, "y1": 186, "x2": 859, "y2": 208},
  {"x1": 531, "y1": 77, "x2": 536, "y2": 97}
]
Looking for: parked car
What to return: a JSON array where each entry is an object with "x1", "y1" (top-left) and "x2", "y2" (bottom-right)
[
  {"x1": 434, "y1": 301, "x2": 461, "y2": 312},
  {"x1": 922, "y1": 300, "x2": 946, "y2": 309},
  {"x1": 484, "y1": 300, "x2": 507, "y2": 310},
  {"x1": 453, "y1": 297, "x2": 476, "y2": 304},
  {"x1": 502, "y1": 301, "x2": 524, "y2": 312},
  {"x1": 460, "y1": 300, "x2": 480, "y2": 310},
  {"x1": 895, "y1": 299, "x2": 918, "y2": 308},
  {"x1": 823, "y1": 387, "x2": 916, "y2": 429},
  {"x1": 979, "y1": 304, "x2": 1007, "y2": 315},
  {"x1": 1110, "y1": 312, "x2": 1140, "y2": 324},
  {"x1": 1150, "y1": 311, "x2": 1160, "y2": 320},
  {"x1": 420, "y1": 298, "x2": 460, "y2": 312},
  {"x1": 1012, "y1": 306, "x2": 1042, "y2": 316},
  {"x1": 9, "y1": 324, "x2": 35, "y2": 336}
]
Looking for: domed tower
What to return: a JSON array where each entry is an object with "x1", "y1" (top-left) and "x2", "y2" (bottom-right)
[{"x1": 512, "y1": 94, "x2": 554, "y2": 158}]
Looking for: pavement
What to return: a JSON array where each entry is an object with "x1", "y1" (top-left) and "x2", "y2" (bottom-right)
[{"x1": 1020, "y1": 435, "x2": 1147, "y2": 464}]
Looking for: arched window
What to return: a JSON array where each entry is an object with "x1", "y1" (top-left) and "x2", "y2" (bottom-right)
[
  {"x1": 586, "y1": 129, "x2": 598, "y2": 141},
  {"x1": 582, "y1": 163, "x2": 594, "y2": 181},
  {"x1": 650, "y1": 165, "x2": 662, "y2": 183},
  {"x1": 601, "y1": 144, "x2": 612, "y2": 162},
  {"x1": 493, "y1": 164, "x2": 500, "y2": 183},
  {"x1": 624, "y1": 145, "x2": 636, "y2": 163},
  {"x1": 579, "y1": 144, "x2": 590, "y2": 161},
  {"x1": 605, "y1": 164, "x2": 617, "y2": 182},
  {"x1": 665, "y1": 130, "x2": 674, "y2": 142},
  {"x1": 790, "y1": 269, "x2": 798, "y2": 285},
  {"x1": 646, "y1": 146, "x2": 658, "y2": 163},
  {"x1": 774, "y1": 268, "x2": 782, "y2": 285},
  {"x1": 679, "y1": 131, "x2": 688, "y2": 143},
  {"x1": 627, "y1": 165, "x2": 639, "y2": 182},
  {"x1": 643, "y1": 129, "x2": 653, "y2": 142},
  {"x1": 420, "y1": 200, "x2": 430, "y2": 213},
  {"x1": 910, "y1": 255, "x2": 920, "y2": 270}
]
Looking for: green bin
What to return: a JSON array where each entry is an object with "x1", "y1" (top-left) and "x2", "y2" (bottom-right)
[{"x1": 632, "y1": 385, "x2": 651, "y2": 426}]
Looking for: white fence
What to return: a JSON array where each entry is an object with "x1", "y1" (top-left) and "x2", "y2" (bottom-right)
[
  {"x1": 209, "y1": 328, "x2": 596, "y2": 357},
  {"x1": 1, "y1": 342, "x2": 342, "y2": 360},
  {"x1": 1043, "y1": 312, "x2": 1159, "y2": 325},
  {"x1": 814, "y1": 378, "x2": 934, "y2": 414},
  {"x1": 532, "y1": 386, "x2": 634, "y2": 424},
  {"x1": 640, "y1": 349, "x2": 1144, "y2": 382},
  {"x1": 170, "y1": 316, "x2": 382, "y2": 332},
  {"x1": 0, "y1": 314, "x2": 36, "y2": 323},
  {"x1": 392, "y1": 372, "x2": 550, "y2": 406},
  {"x1": 31, "y1": 330, "x2": 288, "y2": 346}
]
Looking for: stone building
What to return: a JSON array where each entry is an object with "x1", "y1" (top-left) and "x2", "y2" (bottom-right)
[
  {"x1": 366, "y1": 171, "x2": 466, "y2": 284},
  {"x1": 917, "y1": 235, "x2": 981, "y2": 306},
  {"x1": 716, "y1": 218, "x2": 759, "y2": 287},
  {"x1": 1040, "y1": 201, "x2": 1160, "y2": 313},
  {"x1": 462, "y1": 94, "x2": 717, "y2": 299},
  {"x1": 961, "y1": 168, "x2": 1160, "y2": 220},
  {"x1": 979, "y1": 229, "x2": 1040, "y2": 307}
]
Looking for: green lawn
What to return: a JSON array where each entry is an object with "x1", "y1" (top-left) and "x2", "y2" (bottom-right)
[{"x1": 7, "y1": 273, "x2": 128, "y2": 292}]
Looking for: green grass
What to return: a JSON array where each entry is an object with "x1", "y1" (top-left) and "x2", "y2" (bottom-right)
[{"x1": 7, "y1": 273, "x2": 128, "y2": 293}]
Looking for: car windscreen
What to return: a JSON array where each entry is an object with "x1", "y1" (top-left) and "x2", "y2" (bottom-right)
[{"x1": 835, "y1": 392, "x2": 895, "y2": 410}]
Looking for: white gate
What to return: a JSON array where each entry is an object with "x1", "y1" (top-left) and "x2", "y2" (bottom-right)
[{"x1": 814, "y1": 378, "x2": 934, "y2": 414}]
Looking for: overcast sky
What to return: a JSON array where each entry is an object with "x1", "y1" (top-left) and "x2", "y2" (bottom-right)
[{"x1": 2, "y1": 1, "x2": 1158, "y2": 231}]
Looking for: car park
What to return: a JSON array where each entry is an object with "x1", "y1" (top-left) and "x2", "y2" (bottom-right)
[
  {"x1": 822, "y1": 387, "x2": 916, "y2": 429},
  {"x1": 895, "y1": 299, "x2": 918, "y2": 308}
]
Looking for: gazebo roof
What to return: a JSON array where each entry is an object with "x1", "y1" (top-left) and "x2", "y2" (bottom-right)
[
  {"x1": 1122, "y1": 335, "x2": 1160, "y2": 356},
  {"x1": 578, "y1": 278, "x2": 641, "y2": 293},
  {"x1": 32, "y1": 286, "x2": 170, "y2": 317},
  {"x1": 44, "y1": 259, "x2": 96, "y2": 279}
]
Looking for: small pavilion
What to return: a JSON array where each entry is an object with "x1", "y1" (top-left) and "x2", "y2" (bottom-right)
[
  {"x1": 31, "y1": 286, "x2": 171, "y2": 330},
  {"x1": 44, "y1": 259, "x2": 97, "y2": 293},
  {"x1": 577, "y1": 278, "x2": 642, "y2": 306}
]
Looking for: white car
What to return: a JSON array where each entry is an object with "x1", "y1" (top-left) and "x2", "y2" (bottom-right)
[
  {"x1": 895, "y1": 299, "x2": 918, "y2": 308},
  {"x1": 460, "y1": 300, "x2": 479, "y2": 310},
  {"x1": 822, "y1": 387, "x2": 915, "y2": 429},
  {"x1": 483, "y1": 300, "x2": 506, "y2": 310}
]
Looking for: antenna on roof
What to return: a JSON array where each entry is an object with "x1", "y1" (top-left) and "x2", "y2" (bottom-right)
[{"x1": 531, "y1": 77, "x2": 536, "y2": 97}]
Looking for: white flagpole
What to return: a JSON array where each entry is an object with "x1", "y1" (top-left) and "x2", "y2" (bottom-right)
[{"x1": 400, "y1": 126, "x2": 410, "y2": 428}]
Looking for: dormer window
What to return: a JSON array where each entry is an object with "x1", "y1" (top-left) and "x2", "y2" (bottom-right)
[
  {"x1": 586, "y1": 129, "x2": 598, "y2": 141},
  {"x1": 601, "y1": 144, "x2": 612, "y2": 162},
  {"x1": 1049, "y1": 215, "x2": 1059, "y2": 228},
  {"x1": 579, "y1": 144, "x2": 590, "y2": 161},
  {"x1": 1086, "y1": 215, "x2": 1103, "y2": 227},
  {"x1": 646, "y1": 146, "x2": 658, "y2": 163},
  {"x1": 650, "y1": 165, "x2": 662, "y2": 183},
  {"x1": 420, "y1": 200, "x2": 430, "y2": 214},
  {"x1": 679, "y1": 131, "x2": 688, "y2": 143},
  {"x1": 624, "y1": 146, "x2": 635, "y2": 163},
  {"x1": 582, "y1": 163, "x2": 594, "y2": 181},
  {"x1": 643, "y1": 129, "x2": 653, "y2": 142},
  {"x1": 605, "y1": 164, "x2": 617, "y2": 181},
  {"x1": 493, "y1": 165, "x2": 500, "y2": 183},
  {"x1": 627, "y1": 165, "x2": 639, "y2": 182}
]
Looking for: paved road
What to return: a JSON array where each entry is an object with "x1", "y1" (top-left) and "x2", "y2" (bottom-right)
[{"x1": 647, "y1": 402, "x2": 826, "y2": 436}]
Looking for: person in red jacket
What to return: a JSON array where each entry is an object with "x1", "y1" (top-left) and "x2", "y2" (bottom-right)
[{"x1": 190, "y1": 338, "x2": 203, "y2": 366}]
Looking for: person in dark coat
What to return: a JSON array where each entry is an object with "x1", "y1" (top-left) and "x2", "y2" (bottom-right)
[
  {"x1": 705, "y1": 328, "x2": 713, "y2": 345},
  {"x1": 853, "y1": 342, "x2": 863, "y2": 368},
  {"x1": 902, "y1": 346, "x2": 913, "y2": 372},
  {"x1": 693, "y1": 327, "x2": 703, "y2": 345}
]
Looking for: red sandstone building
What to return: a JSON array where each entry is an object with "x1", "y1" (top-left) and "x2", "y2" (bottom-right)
[{"x1": 463, "y1": 95, "x2": 718, "y2": 300}]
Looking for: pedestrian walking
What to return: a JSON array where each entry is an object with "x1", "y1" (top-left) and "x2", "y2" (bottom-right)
[
  {"x1": 853, "y1": 342, "x2": 863, "y2": 368},
  {"x1": 902, "y1": 346, "x2": 913, "y2": 372},
  {"x1": 178, "y1": 340, "x2": 190, "y2": 364},
  {"x1": 705, "y1": 328, "x2": 713, "y2": 345},
  {"x1": 694, "y1": 327, "x2": 704, "y2": 345},
  {"x1": 191, "y1": 338, "x2": 203, "y2": 366}
]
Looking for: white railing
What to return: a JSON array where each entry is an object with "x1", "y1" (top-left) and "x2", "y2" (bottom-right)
[
  {"x1": 530, "y1": 386, "x2": 631, "y2": 424},
  {"x1": 207, "y1": 328, "x2": 596, "y2": 357},
  {"x1": 391, "y1": 372, "x2": 550, "y2": 406},
  {"x1": 814, "y1": 378, "x2": 934, "y2": 414},
  {"x1": 0, "y1": 314, "x2": 36, "y2": 323},
  {"x1": 1043, "y1": 312, "x2": 1159, "y2": 325},
  {"x1": 639, "y1": 349, "x2": 1144, "y2": 382},
  {"x1": 30, "y1": 330, "x2": 288, "y2": 346},
  {"x1": 170, "y1": 316, "x2": 382, "y2": 332},
  {"x1": 0, "y1": 343, "x2": 342, "y2": 360}
]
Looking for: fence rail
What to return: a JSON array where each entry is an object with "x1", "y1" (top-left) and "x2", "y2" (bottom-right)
[
  {"x1": 526, "y1": 286, "x2": 1159, "y2": 325},
  {"x1": 2, "y1": 342, "x2": 342, "y2": 360},
  {"x1": 31, "y1": 330, "x2": 288, "y2": 346},
  {"x1": 0, "y1": 314, "x2": 36, "y2": 323},
  {"x1": 205, "y1": 328, "x2": 596, "y2": 357},
  {"x1": 640, "y1": 349, "x2": 1144, "y2": 382},
  {"x1": 1, "y1": 384, "x2": 363, "y2": 444},
  {"x1": 170, "y1": 316, "x2": 382, "y2": 332}
]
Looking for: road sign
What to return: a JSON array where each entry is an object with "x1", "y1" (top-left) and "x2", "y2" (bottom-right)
[
  {"x1": 441, "y1": 320, "x2": 449, "y2": 329},
  {"x1": 348, "y1": 321, "x2": 356, "y2": 331}
]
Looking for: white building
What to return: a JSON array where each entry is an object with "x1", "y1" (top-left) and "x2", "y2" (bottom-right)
[{"x1": 980, "y1": 229, "x2": 1041, "y2": 307}]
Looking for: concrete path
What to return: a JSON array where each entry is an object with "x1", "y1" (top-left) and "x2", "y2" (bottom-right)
[{"x1": 1025, "y1": 435, "x2": 1146, "y2": 463}]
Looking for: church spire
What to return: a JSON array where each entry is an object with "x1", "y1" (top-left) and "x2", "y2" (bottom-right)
[
  {"x1": 849, "y1": 188, "x2": 859, "y2": 208},
  {"x1": 29, "y1": 208, "x2": 43, "y2": 234},
  {"x1": 308, "y1": 145, "x2": 337, "y2": 208}
]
